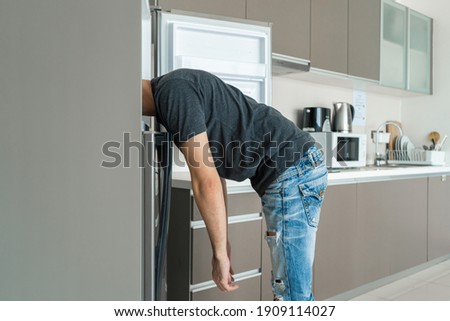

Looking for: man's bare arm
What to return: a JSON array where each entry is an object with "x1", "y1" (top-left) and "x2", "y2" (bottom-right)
[{"x1": 181, "y1": 132, "x2": 238, "y2": 292}]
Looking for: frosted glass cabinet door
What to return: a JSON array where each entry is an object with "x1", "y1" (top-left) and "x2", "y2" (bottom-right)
[
  {"x1": 380, "y1": 0, "x2": 407, "y2": 89},
  {"x1": 408, "y1": 10, "x2": 432, "y2": 94}
]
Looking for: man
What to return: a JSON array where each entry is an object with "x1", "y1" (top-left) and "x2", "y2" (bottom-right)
[{"x1": 142, "y1": 68, "x2": 327, "y2": 301}]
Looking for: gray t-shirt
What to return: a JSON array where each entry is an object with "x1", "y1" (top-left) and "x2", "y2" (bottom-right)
[{"x1": 151, "y1": 69, "x2": 314, "y2": 196}]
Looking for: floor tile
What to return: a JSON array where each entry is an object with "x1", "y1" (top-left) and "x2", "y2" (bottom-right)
[
  {"x1": 430, "y1": 272, "x2": 450, "y2": 287},
  {"x1": 350, "y1": 294, "x2": 384, "y2": 301},
  {"x1": 365, "y1": 277, "x2": 427, "y2": 300},
  {"x1": 438, "y1": 259, "x2": 450, "y2": 269},
  {"x1": 407, "y1": 263, "x2": 450, "y2": 282},
  {"x1": 391, "y1": 283, "x2": 450, "y2": 301}
]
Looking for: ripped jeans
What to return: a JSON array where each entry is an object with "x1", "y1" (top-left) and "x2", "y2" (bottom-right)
[{"x1": 261, "y1": 146, "x2": 327, "y2": 301}]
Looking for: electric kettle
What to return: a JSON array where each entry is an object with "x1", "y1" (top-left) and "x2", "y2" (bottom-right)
[{"x1": 333, "y1": 102, "x2": 355, "y2": 132}]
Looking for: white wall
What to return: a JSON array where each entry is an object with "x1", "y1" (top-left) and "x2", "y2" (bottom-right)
[
  {"x1": 272, "y1": 76, "x2": 402, "y2": 164},
  {"x1": 398, "y1": 0, "x2": 450, "y2": 162}
]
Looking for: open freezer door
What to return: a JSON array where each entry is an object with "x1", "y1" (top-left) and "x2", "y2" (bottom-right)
[{"x1": 155, "y1": 10, "x2": 272, "y2": 105}]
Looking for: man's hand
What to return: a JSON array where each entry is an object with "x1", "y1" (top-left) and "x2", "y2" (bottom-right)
[{"x1": 212, "y1": 254, "x2": 239, "y2": 292}]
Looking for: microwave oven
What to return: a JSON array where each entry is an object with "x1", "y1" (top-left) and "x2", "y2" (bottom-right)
[{"x1": 309, "y1": 132, "x2": 367, "y2": 168}]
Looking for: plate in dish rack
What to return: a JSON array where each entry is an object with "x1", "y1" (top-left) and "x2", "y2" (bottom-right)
[{"x1": 394, "y1": 135, "x2": 402, "y2": 151}]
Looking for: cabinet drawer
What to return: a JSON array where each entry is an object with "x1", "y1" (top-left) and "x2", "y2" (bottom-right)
[
  {"x1": 192, "y1": 192, "x2": 261, "y2": 221},
  {"x1": 191, "y1": 274, "x2": 261, "y2": 301},
  {"x1": 191, "y1": 218, "x2": 262, "y2": 284}
]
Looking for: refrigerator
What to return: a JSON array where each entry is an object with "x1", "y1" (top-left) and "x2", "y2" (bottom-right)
[{"x1": 142, "y1": 2, "x2": 272, "y2": 300}]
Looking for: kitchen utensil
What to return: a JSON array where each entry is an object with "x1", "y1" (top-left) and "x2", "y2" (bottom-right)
[
  {"x1": 436, "y1": 135, "x2": 448, "y2": 151},
  {"x1": 428, "y1": 131, "x2": 441, "y2": 149},
  {"x1": 302, "y1": 107, "x2": 331, "y2": 132},
  {"x1": 423, "y1": 145, "x2": 429, "y2": 150},
  {"x1": 332, "y1": 102, "x2": 354, "y2": 133}
]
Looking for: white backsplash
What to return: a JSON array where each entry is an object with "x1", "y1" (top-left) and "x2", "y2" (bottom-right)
[{"x1": 272, "y1": 76, "x2": 402, "y2": 164}]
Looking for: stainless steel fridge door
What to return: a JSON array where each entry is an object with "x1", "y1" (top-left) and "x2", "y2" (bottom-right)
[{"x1": 143, "y1": 131, "x2": 172, "y2": 300}]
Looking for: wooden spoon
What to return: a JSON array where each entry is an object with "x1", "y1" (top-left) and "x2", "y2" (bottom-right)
[{"x1": 429, "y1": 131, "x2": 440, "y2": 148}]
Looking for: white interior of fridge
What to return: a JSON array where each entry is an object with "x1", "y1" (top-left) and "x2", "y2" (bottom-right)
[{"x1": 157, "y1": 11, "x2": 271, "y2": 172}]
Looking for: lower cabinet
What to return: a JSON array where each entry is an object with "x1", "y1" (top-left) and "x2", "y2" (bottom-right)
[
  {"x1": 191, "y1": 220, "x2": 262, "y2": 284},
  {"x1": 314, "y1": 178, "x2": 428, "y2": 300},
  {"x1": 355, "y1": 178, "x2": 428, "y2": 284},
  {"x1": 314, "y1": 184, "x2": 358, "y2": 300},
  {"x1": 428, "y1": 175, "x2": 450, "y2": 260},
  {"x1": 169, "y1": 175, "x2": 446, "y2": 301},
  {"x1": 191, "y1": 275, "x2": 261, "y2": 301},
  {"x1": 167, "y1": 187, "x2": 264, "y2": 300}
]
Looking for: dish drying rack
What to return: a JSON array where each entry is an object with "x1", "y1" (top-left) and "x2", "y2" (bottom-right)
[{"x1": 387, "y1": 149, "x2": 446, "y2": 166}]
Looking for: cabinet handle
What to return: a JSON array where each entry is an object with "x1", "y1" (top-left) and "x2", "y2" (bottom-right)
[
  {"x1": 190, "y1": 269, "x2": 261, "y2": 293},
  {"x1": 191, "y1": 213, "x2": 262, "y2": 229}
]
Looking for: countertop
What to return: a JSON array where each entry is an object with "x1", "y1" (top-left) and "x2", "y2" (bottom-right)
[{"x1": 171, "y1": 165, "x2": 450, "y2": 193}]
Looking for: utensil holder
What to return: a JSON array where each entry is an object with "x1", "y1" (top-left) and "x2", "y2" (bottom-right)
[{"x1": 425, "y1": 151, "x2": 445, "y2": 164}]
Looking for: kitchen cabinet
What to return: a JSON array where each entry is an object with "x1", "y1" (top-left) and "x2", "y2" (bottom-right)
[
  {"x1": 356, "y1": 178, "x2": 428, "y2": 285},
  {"x1": 246, "y1": 0, "x2": 311, "y2": 60},
  {"x1": 314, "y1": 178, "x2": 428, "y2": 300},
  {"x1": 192, "y1": 276, "x2": 261, "y2": 301},
  {"x1": 314, "y1": 184, "x2": 358, "y2": 300},
  {"x1": 310, "y1": 0, "x2": 382, "y2": 79},
  {"x1": 157, "y1": 0, "x2": 246, "y2": 19},
  {"x1": 408, "y1": 9, "x2": 432, "y2": 93},
  {"x1": 167, "y1": 188, "x2": 264, "y2": 300},
  {"x1": 428, "y1": 176, "x2": 450, "y2": 260},
  {"x1": 348, "y1": 0, "x2": 381, "y2": 80},
  {"x1": 310, "y1": 0, "x2": 348, "y2": 74},
  {"x1": 156, "y1": 0, "x2": 432, "y2": 94},
  {"x1": 380, "y1": 0, "x2": 408, "y2": 89},
  {"x1": 380, "y1": 0, "x2": 432, "y2": 93},
  {"x1": 310, "y1": 0, "x2": 432, "y2": 92}
]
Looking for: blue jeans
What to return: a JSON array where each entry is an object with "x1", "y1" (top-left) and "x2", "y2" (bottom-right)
[{"x1": 261, "y1": 146, "x2": 328, "y2": 301}]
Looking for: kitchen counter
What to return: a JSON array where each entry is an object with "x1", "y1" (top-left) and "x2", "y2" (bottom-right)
[{"x1": 172, "y1": 165, "x2": 450, "y2": 193}]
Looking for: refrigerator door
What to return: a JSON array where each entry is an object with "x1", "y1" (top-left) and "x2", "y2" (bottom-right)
[
  {"x1": 156, "y1": 10, "x2": 272, "y2": 105},
  {"x1": 143, "y1": 131, "x2": 172, "y2": 301}
]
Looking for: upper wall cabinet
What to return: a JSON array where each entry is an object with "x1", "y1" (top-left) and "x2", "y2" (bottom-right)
[
  {"x1": 310, "y1": 0, "x2": 382, "y2": 80},
  {"x1": 154, "y1": 0, "x2": 432, "y2": 95},
  {"x1": 380, "y1": 0, "x2": 408, "y2": 89},
  {"x1": 310, "y1": 0, "x2": 348, "y2": 74},
  {"x1": 380, "y1": 0, "x2": 433, "y2": 94},
  {"x1": 348, "y1": 0, "x2": 381, "y2": 81},
  {"x1": 408, "y1": 9, "x2": 432, "y2": 94},
  {"x1": 157, "y1": 0, "x2": 246, "y2": 19},
  {"x1": 246, "y1": 0, "x2": 311, "y2": 61}
]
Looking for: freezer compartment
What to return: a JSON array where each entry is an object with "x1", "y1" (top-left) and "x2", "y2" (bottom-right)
[{"x1": 191, "y1": 217, "x2": 262, "y2": 284}]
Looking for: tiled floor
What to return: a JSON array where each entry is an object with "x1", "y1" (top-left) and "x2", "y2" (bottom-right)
[{"x1": 350, "y1": 259, "x2": 450, "y2": 301}]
